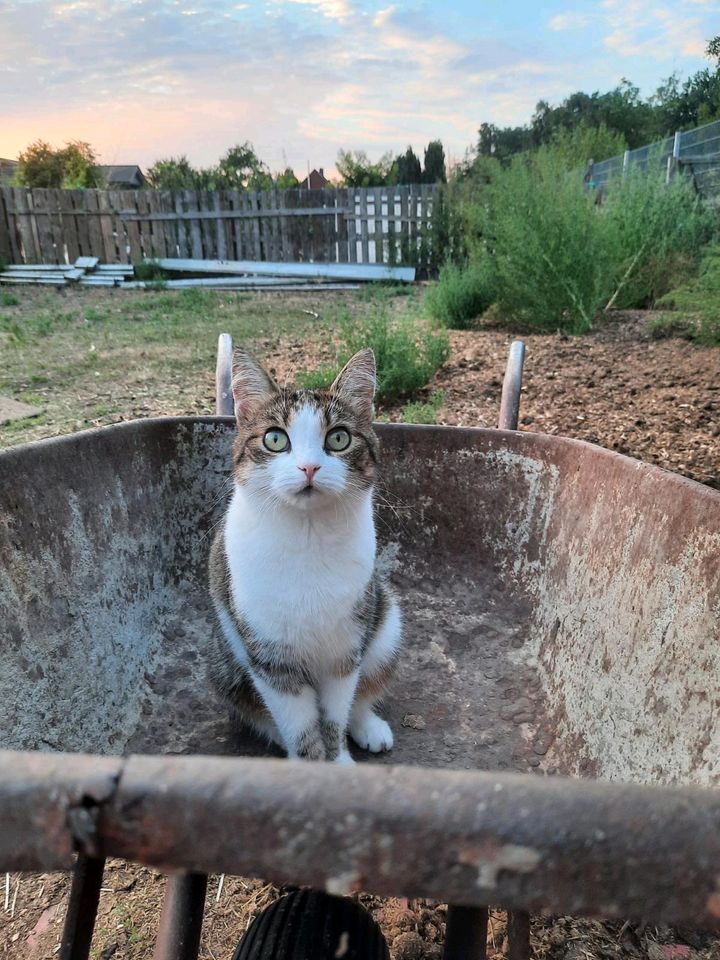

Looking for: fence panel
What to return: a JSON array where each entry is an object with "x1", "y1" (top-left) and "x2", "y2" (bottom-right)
[{"x1": 0, "y1": 185, "x2": 440, "y2": 269}]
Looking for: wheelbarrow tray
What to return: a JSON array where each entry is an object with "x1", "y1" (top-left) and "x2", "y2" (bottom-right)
[{"x1": 1, "y1": 416, "x2": 720, "y2": 927}]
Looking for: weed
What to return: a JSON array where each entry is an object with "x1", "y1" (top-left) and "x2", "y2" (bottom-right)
[
  {"x1": 0, "y1": 291, "x2": 19, "y2": 307},
  {"x1": 426, "y1": 261, "x2": 494, "y2": 328},
  {"x1": 297, "y1": 308, "x2": 449, "y2": 402},
  {"x1": 402, "y1": 388, "x2": 445, "y2": 424},
  {"x1": 651, "y1": 246, "x2": 720, "y2": 345}
]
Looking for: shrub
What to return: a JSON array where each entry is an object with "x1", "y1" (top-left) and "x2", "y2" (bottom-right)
[
  {"x1": 426, "y1": 261, "x2": 494, "y2": 328},
  {"x1": 601, "y1": 168, "x2": 713, "y2": 309},
  {"x1": 297, "y1": 309, "x2": 449, "y2": 402},
  {"x1": 402, "y1": 389, "x2": 445, "y2": 424},
  {"x1": 651, "y1": 246, "x2": 720, "y2": 345},
  {"x1": 482, "y1": 150, "x2": 608, "y2": 333},
  {"x1": 459, "y1": 146, "x2": 713, "y2": 333}
]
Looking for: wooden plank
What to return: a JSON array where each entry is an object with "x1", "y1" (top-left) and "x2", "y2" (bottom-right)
[
  {"x1": 57, "y1": 190, "x2": 79, "y2": 263},
  {"x1": 13, "y1": 189, "x2": 37, "y2": 263},
  {"x1": 105, "y1": 191, "x2": 129, "y2": 263},
  {"x1": 257, "y1": 189, "x2": 272, "y2": 262},
  {"x1": 335, "y1": 188, "x2": 348, "y2": 263},
  {"x1": 149, "y1": 258, "x2": 415, "y2": 281},
  {"x1": 121, "y1": 190, "x2": 142, "y2": 263},
  {"x1": 82, "y1": 194, "x2": 104, "y2": 261},
  {"x1": 71, "y1": 189, "x2": 92, "y2": 257},
  {"x1": 0, "y1": 189, "x2": 21, "y2": 263},
  {"x1": 373, "y1": 187, "x2": 383, "y2": 265},
  {"x1": 0, "y1": 190, "x2": 12, "y2": 264},
  {"x1": 224, "y1": 191, "x2": 239, "y2": 260},
  {"x1": 187, "y1": 190, "x2": 203, "y2": 259},
  {"x1": 27, "y1": 190, "x2": 55, "y2": 263},
  {"x1": 201, "y1": 188, "x2": 216, "y2": 259},
  {"x1": 115, "y1": 207, "x2": 348, "y2": 221},
  {"x1": 214, "y1": 190, "x2": 227, "y2": 262},
  {"x1": 174, "y1": 191, "x2": 190, "y2": 259},
  {"x1": 146, "y1": 189, "x2": 164, "y2": 259},
  {"x1": 358, "y1": 188, "x2": 370, "y2": 264},
  {"x1": 96, "y1": 190, "x2": 117, "y2": 263},
  {"x1": 399, "y1": 185, "x2": 410, "y2": 264},
  {"x1": 133, "y1": 190, "x2": 152, "y2": 260},
  {"x1": 159, "y1": 191, "x2": 176, "y2": 258},
  {"x1": 248, "y1": 190, "x2": 262, "y2": 260},
  {"x1": 278, "y1": 188, "x2": 291, "y2": 262}
]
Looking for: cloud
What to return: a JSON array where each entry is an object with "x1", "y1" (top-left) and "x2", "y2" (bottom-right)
[
  {"x1": 548, "y1": 12, "x2": 591, "y2": 30},
  {"x1": 599, "y1": 1, "x2": 713, "y2": 58},
  {"x1": 283, "y1": 0, "x2": 351, "y2": 21}
]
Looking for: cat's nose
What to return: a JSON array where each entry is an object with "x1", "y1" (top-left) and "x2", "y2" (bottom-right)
[{"x1": 298, "y1": 464, "x2": 321, "y2": 484}]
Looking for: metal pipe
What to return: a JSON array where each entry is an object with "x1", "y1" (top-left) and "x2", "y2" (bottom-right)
[
  {"x1": 507, "y1": 910, "x2": 531, "y2": 960},
  {"x1": 59, "y1": 854, "x2": 105, "y2": 960},
  {"x1": 153, "y1": 872, "x2": 208, "y2": 960},
  {"x1": 443, "y1": 905, "x2": 488, "y2": 960},
  {"x1": 498, "y1": 340, "x2": 526, "y2": 431},
  {"x1": 216, "y1": 333, "x2": 234, "y2": 417}
]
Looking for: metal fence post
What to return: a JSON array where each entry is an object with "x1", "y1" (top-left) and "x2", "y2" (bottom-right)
[{"x1": 666, "y1": 130, "x2": 682, "y2": 183}]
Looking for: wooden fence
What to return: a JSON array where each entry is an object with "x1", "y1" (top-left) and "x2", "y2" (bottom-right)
[{"x1": 0, "y1": 185, "x2": 440, "y2": 271}]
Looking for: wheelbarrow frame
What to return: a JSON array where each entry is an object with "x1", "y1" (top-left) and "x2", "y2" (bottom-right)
[{"x1": 2, "y1": 337, "x2": 720, "y2": 960}]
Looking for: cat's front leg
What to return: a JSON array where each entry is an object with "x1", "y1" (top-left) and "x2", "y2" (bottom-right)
[
  {"x1": 251, "y1": 672, "x2": 325, "y2": 761},
  {"x1": 318, "y1": 670, "x2": 361, "y2": 764}
]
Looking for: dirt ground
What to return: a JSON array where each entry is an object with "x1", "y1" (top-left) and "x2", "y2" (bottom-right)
[{"x1": 1, "y1": 289, "x2": 719, "y2": 958}]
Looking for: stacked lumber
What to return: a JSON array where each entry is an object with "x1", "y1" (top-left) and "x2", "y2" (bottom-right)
[{"x1": 0, "y1": 258, "x2": 415, "y2": 290}]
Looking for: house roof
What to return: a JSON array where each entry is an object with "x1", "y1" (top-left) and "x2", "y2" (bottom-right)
[
  {"x1": 300, "y1": 167, "x2": 330, "y2": 189},
  {"x1": 98, "y1": 165, "x2": 147, "y2": 187}
]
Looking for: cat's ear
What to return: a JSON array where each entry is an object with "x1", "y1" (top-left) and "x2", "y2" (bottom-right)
[
  {"x1": 330, "y1": 348, "x2": 376, "y2": 420},
  {"x1": 231, "y1": 348, "x2": 279, "y2": 421}
]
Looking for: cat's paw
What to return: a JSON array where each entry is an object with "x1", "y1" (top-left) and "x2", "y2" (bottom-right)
[
  {"x1": 350, "y1": 713, "x2": 393, "y2": 753},
  {"x1": 334, "y1": 750, "x2": 356, "y2": 766}
]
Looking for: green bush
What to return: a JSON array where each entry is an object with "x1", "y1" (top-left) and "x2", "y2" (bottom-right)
[
  {"x1": 402, "y1": 389, "x2": 445, "y2": 424},
  {"x1": 297, "y1": 309, "x2": 449, "y2": 402},
  {"x1": 459, "y1": 147, "x2": 713, "y2": 333},
  {"x1": 483, "y1": 150, "x2": 608, "y2": 332},
  {"x1": 602, "y1": 168, "x2": 713, "y2": 308},
  {"x1": 426, "y1": 261, "x2": 494, "y2": 328},
  {"x1": 651, "y1": 246, "x2": 720, "y2": 345}
]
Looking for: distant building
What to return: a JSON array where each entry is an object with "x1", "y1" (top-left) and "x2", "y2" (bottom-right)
[
  {"x1": 299, "y1": 167, "x2": 331, "y2": 189},
  {"x1": 0, "y1": 158, "x2": 18, "y2": 185},
  {"x1": 97, "y1": 165, "x2": 147, "y2": 189}
]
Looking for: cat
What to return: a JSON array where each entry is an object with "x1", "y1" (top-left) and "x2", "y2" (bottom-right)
[{"x1": 208, "y1": 346, "x2": 402, "y2": 763}]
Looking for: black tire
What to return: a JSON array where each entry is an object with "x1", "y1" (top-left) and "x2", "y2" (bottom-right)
[{"x1": 232, "y1": 888, "x2": 389, "y2": 960}]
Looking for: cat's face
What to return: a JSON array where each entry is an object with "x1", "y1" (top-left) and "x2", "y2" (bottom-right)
[{"x1": 231, "y1": 349, "x2": 378, "y2": 511}]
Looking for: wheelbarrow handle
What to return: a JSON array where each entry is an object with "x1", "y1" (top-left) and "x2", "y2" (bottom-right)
[{"x1": 498, "y1": 340, "x2": 526, "y2": 431}]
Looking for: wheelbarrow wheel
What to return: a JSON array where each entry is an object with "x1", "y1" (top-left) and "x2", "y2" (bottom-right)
[{"x1": 232, "y1": 888, "x2": 389, "y2": 960}]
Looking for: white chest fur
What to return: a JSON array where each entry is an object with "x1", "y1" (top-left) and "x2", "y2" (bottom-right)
[{"x1": 224, "y1": 486, "x2": 376, "y2": 665}]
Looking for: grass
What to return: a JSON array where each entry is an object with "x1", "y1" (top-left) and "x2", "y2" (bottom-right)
[
  {"x1": 651, "y1": 246, "x2": 720, "y2": 345},
  {"x1": 0, "y1": 291, "x2": 19, "y2": 307},
  {"x1": 0, "y1": 285, "x2": 424, "y2": 448}
]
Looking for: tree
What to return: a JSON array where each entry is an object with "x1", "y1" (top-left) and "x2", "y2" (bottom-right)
[
  {"x1": 61, "y1": 142, "x2": 102, "y2": 188},
  {"x1": 708, "y1": 36, "x2": 720, "y2": 65},
  {"x1": 388, "y1": 146, "x2": 422, "y2": 184},
  {"x1": 146, "y1": 156, "x2": 202, "y2": 189},
  {"x1": 423, "y1": 140, "x2": 447, "y2": 183},
  {"x1": 275, "y1": 167, "x2": 300, "y2": 189},
  {"x1": 336, "y1": 149, "x2": 392, "y2": 187},
  {"x1": 215, "y1": 142, "x2": 271, "y2": 191},
  {"x1": 14, "y1": 140, "x2": 101, "y2": 188}
]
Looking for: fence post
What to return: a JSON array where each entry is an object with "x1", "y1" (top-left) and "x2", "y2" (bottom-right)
[
  {"x1": 622, "y1": 150, "x2": 630, "y2": 176},
  {"x1": 666, "y1": 130, "x2": 682, "y2": 183}
]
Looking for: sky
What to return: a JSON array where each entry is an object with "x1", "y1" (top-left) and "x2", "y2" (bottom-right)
[{"x1": 1, "y1": 0, "x2": 718, "y2": 176}]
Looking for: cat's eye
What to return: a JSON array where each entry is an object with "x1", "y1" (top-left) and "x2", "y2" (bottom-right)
[
  {"x1": 325, "y1": 428, "x2": 351, "y2": 452},
  {"x1": 263, "y1": 428, "x2": 290, "y2": 453}
]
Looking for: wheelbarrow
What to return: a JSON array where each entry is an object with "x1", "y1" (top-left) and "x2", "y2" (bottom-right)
[{"x1": 1, "y1": 334, "x2": 720, "y2": 960}]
